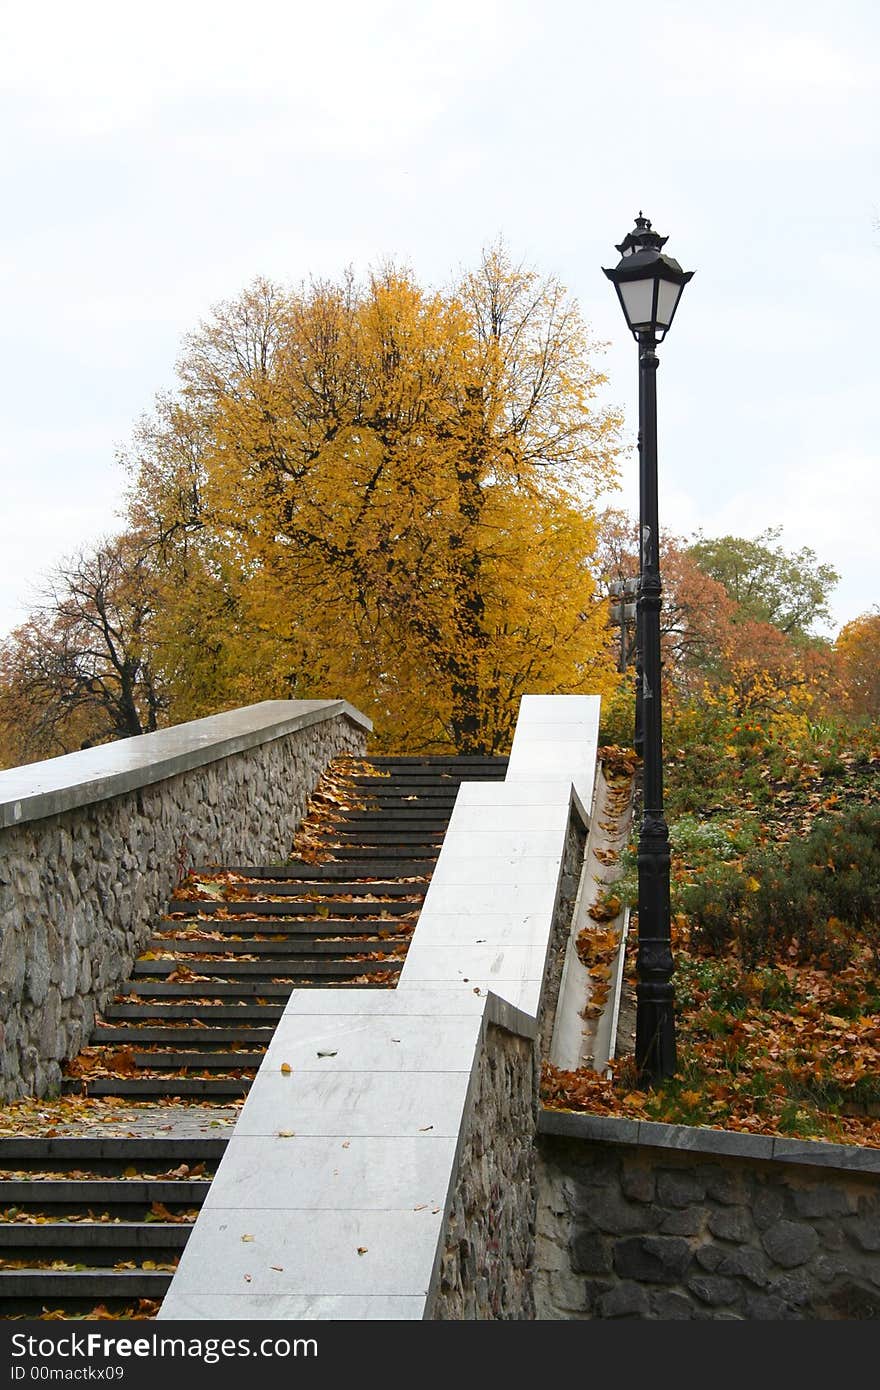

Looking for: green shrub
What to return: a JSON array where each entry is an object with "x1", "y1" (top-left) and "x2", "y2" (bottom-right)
[
  {"x1": 685, "y1": 804, "x2": 880, "y2": 968},
  {"x1": 669, "y1": 814, "x2": 739, "y2": 861}
]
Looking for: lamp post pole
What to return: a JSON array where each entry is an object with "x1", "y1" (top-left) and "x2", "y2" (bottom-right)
[
  {"x1": 603, "y1": 213, "x2": 693, "y2": 1085},
  {"x1": 635, "y1": 327, "x2": 676, "y2": 1083}
]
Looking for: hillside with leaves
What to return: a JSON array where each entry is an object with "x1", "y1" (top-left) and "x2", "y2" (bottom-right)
[{"x1": 544, "y1": 691, "x2": 880, "y2": 1148}]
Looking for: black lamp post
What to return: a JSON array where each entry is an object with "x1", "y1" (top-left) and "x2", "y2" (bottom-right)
[{"x1": 603, "y1": 213, "x2": 693, "y2": 1085}]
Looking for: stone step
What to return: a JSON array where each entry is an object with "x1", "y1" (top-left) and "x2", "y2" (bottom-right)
[
  {"x1": 126, "y1": 1051, "x2": 263, "y2": 1070},
  {"x1": 147, "y1": 937, "x2": 407, "y2": 956},
  {"x1": 318, "y1": 847, "x2": 440, "y2": 860},
  {"x1": 157, "y1": 917, "x2": 408, "y2": 936},
  {"x1": 132, "y1": 959, "x2": 402, "y2": 979},
  {"x1": 210, "y1": 861, "x2": 436, "y2": 879},
  {"x1": 0, "y1": 1224, "x2": 191, "y2": 1252},
  {"x1": 102, "y1": 1003, "x2": 288, "y2": 1021},
  {"x1": 334, "y1": 812, "x2": 452, "y2": 826},
  {"x1": 366, "y1": 770, "x2": 508, "y2": 776},
  {"x1": 122, "y1": 971, "x2": 398, "y2": 996},
  {"x1": 62, "y1": 1078, "x2": 252, "y2": 1099},
  {"x1": 196, "y1": 880, "x2": 427, "y2": 897},
  {"x1": 367, "y1": 756, "x2": 509, "y2": 766},
  {"x1": 349, "y1": 778, "x2": 479, "y2": 790},
  {"x1": 328, "y1": 831, "x2": 444, "y2": 843},
  {"x1": 0, "y1": 1180, "x2": 211, "y2": 1205},
  {"x1": 92, "y1": 1026, "x2": 273, "y2": 1045},
  {"x1": 0, "y1": 1138, "x2": 228, "y2": 1165},
  {"x1": 167, "y1": 897, "x2": 418, "y2": 916},
  {"x1": 343, "y1": 795, "x2": 455, "y2": 806},
  {"x1": 0, "y1": 1269, "x2": 173, "y2": 1299}
]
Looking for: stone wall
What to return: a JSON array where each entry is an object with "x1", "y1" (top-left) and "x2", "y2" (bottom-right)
[
  {"x1": 428, "y1": 802, "x2": 587, "y2": 1321},
  {"x1": 0, "y1": 704, "x2": 367, "y2": 1100},
  {"x1": 537, "y1": 1128, "x2": 880, "y2": 1320},
  {"x1": 537, "y1": 814, "x2": 588, "y2": 1061},
  {"x1": 430, "y1": 1022, "x2": 537, "y2": 1319}
]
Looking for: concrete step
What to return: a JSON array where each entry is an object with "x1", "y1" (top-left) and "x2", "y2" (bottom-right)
[
  {"x1": 167, "y1": 897, "x2": 418, "y2": 916},
  {"x1": 327, "y1": 832, "x2": 444, "y2": 845},
  {"x1": 367, "y1": 756, "x2": 508, "y2": 767},
  {"x1": 0, "y1": 1138, "x2": 227, "y2": 1165},
  {"x1": 61, "y1": 1078, "x2": 252, "y2": 1099},
  {"x1": 341, "y1": 795, "x2": 455, "y2": 806},
  {"x1": 0, "y1": 1180, "x2": 212, "y2": 1205},
  {"x1": 196, "y1": 880, "x2": 427, "y2": 897},
  {"x1": 0, "y1": 1269, "x2": 173, "y2": 1300},
  {"x1": 209, "y1": 861, "x2": 436, "y2": 879},
  {"x1": 319, "y1": 846, "x2": 440, "y2": 860},
  {"x1": 122, "y1": 969, "x2": 399, "y2": 996},
  {"x1": 131, "y1": 958, "x2": 403, "y2": 978},
  {"x1": 146, "y1": 937, "x2": 407, "y2": 956},
  {"x1": 157, "y1": 917, "x2": 408, "y2": 936},
  {"x1": 101, "y1": 1002, "x2": 288, "y2": 1021},
  {"x1": 125, "y1": 1051, "x2": 263, "y2": 1070},
  {"x1": 0, "y1": 1224, "x2": 191, "y2": 1253},
  {"x1": 334, "y1": 812, "x2": 452, "y2": 825},
  {"x1": 93, "y1": 1025, "x2": 274, "y2": 1045}
]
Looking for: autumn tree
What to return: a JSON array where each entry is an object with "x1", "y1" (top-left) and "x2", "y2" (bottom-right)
[
  {"x1": 125, "y1": 250, "x2": 623, "y2": 752},
  {"x1": 592, "y1": 511, "x2": 844, "y2": 728},
  {"x1": 593, "y1": 509, "x2": 738, "y2": 693},
  {"x1": 686, "y1": 527, "x2": 839, "y2": 639},
  {"x1": 836, "y1": 609, "x2": 880, "y2": 720},
  {"x1": 0, "y1": 533, "x2": 165, "y2": 767}
]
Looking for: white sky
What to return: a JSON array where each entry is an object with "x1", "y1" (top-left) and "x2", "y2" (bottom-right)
[{"x1": 1, "y1": 0, "x2": 878, "y2": 641}]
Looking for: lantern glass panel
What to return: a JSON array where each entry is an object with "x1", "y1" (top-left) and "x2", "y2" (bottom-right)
[
  {"x1": 618, "y1": 278, "x2": 656, "y2": 331},
  {"x1": 656, "y1": 278, "x2": 684, "y2": 328}
]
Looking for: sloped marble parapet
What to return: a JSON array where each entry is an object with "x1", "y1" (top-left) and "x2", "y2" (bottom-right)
[
  {"x1": 0, "y1": 699, "x2": 370, "y2": 828},
  {"x1": 159, "y1": 693, "x2": 600, "y2": 1321},
  {"x1": 158, "y1": 989, "x2": 524, "y2": 1319},
  {"x1": 0, "y1": 699, "x2": 369, "y2": 1100},
  {"x1": 504, "y1": 693, "x2": 599, "y2": 816}
]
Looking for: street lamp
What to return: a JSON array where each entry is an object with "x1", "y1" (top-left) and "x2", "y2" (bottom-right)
[
  {"x1": 608, "y1": 575, "x2": 642, "y2": 755},
  {"x1": 608, "y1": 577, "x2": 638, "y2": 675},
  {"x1": 603, "y1": 213, "x2": 693, "y2": 1085}
]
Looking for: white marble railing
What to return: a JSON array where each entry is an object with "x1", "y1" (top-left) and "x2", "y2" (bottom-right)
[
  {"x1": 159, "y1": 695, "x2": 600, "y2": 1321},
  {"x1": 0, "y1": 700, "x2": 370, "y2": 1099}
]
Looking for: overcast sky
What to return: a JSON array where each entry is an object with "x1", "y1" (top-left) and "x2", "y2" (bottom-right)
[{"x1": 1, "y1": 0, "x2": 877, "y2": 642}]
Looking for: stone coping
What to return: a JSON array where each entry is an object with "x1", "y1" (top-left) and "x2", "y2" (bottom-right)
[
  {"x1": 537, "y1": 1108, "x2": 880, "y2": 1175},
  {"x1": 0, "y1": 699, "x2": 371, "y2": 829}
]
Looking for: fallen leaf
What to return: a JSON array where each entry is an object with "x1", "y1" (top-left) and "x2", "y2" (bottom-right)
[{"x1": 280, "y1": 1063, "x2": 292, "y2": 1075}]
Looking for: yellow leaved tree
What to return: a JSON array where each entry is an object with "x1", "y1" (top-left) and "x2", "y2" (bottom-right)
[{"x1": 126, "y1": 248, "x2": 622, "y2": 751}]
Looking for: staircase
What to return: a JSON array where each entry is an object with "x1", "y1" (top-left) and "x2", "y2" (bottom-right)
[{"x1": 0, "y1": 754, "x2": 507, "y2": 1317}]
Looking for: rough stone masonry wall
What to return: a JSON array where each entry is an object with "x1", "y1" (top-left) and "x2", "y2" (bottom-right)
[
  {"x1": 537, "y1": 1136, "x2": 880, "y2": 1320},
  {"x1": 0, "y1": 713, "x2": 366, "y2": 1101},
  {"x1": 537, "y1": 814, "x2": 588, "y2": 1061},
  {"x1": 430, "y1": 1022, "x2": 537, "y2": 1319},
  {"x1": 428, "y1": 808, "x2": 587, "y2": 1320}
]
